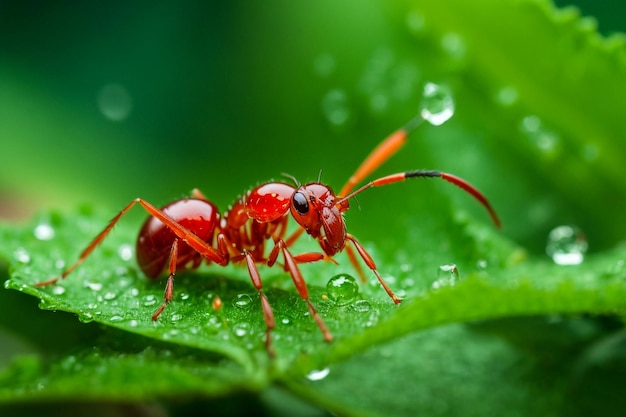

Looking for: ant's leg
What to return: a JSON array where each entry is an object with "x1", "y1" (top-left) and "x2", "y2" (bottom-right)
[
  {"x1": 152, "y1": 239, "x2": 179, "y2": 321},
  {"x1": 241, "y1": 250, "x2": 277, "y2": 357},
  {"x1": 36, "y1": 199, "x2": 146, "y2": 287},
  {"x1": 345, "y1": 244, "x2": 368, "y2": 283},
  {"x1": 36, "y1": 197, "x2": 228, "y2": 288},
  {"x1": 346, "y1": 234, "x2": 402, "y2": 304},
  {"x1": 338, "y1": 115, "x2": 423, "y2": 197},
  {"x1": 268, "y1": 239, "x2": 333, "y2": 343}
]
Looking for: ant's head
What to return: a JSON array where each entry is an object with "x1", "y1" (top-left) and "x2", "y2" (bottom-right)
[
  {"x1": 290, "y1": 183, "x2": 348, "y2": 254},
  {"x1": 244, "y1": 180, "x2": 350, "y2": 255}
]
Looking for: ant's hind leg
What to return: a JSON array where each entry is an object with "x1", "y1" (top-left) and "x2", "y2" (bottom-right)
[{"x1": 152, "y1": 239, "x2": 179, "y2": 321}]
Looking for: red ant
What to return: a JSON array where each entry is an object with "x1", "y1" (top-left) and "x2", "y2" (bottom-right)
[{"x1": 35, "y1": 114, "x2": 500, "y2": 356}]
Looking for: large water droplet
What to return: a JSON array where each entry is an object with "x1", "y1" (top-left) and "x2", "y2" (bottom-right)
[
  {"x1": 326, "y1": 273, "x2": 359, "y2": 306},
  {"x1": 546, "y1": 225, "x2": 588, "y2": 265},
  {"x1": 306, "y1": 367, "x2": 330, "y2": 381},
  {"x1": 97, "y1": 83, "x2": 133, "y2": 122},
  {"x1": 420, "y1": 82, "x2": 455, "y2": 126},
  {"x1": 34, "y1": 223, "x2": 55, "y2": 241},
  {"x1": 322, "y1": 89, "x2": 351, "y2": 126}
]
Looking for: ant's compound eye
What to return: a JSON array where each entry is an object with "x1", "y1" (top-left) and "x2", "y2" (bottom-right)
[{"x1": 292, "y1": 192, "x2": 309, "y2": 215}]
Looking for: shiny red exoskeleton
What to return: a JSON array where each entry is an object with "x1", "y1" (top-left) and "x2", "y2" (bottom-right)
[{"x1": 36, "y1": 115, "x2": 501, "y2": 356}]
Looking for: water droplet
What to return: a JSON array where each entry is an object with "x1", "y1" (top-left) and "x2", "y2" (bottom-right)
[
  {"x1": 441, "y1": 33, "x2": 466, "y2": 60},
  {"x1": 306, "y1": 368, "x2": 330, "y2": 381},
  {"x1": 110, "y1": 315, "x2": 123, "y2": 322},
  {"x1": 322, "y1": 89, "x2": 351, "y2": 126},
  {"x1": 281, "y1": 318, "x2": 290, "y2": 325},
  {"x1": 103, "y1": 291, "x2": 117, "y2": 300},
  {"x1": 232, "y1": 322, "x2": 251, "y2": 337},
  {"x1": 438, "y1": 263, "x2": 460, "y2": 284},
  {"x1": 78, "y1": 313, "x2": 94, "y2": 323},
  {"x1": 170, "y1": 314, "x2": 183, "y2": 322},
  {"x1": 546, "y1": 225, "x2": 588, "y2": 265},
  {"x1": 84, "y1": 280, "x2": 103, "y2": 291},
  {"x1": 118, "y1": 244, "x2": 133, "y2": 261},
  {"x1": 364, "y1": 309, "x2": 380, "y2": 327},
  {"x1": 178, "y1": 292, "x2": 189, "y2": 301},
  {"x1": 13, "y1": 248, "x2": 31, "y2": 264},
  {"x1": 233, "y1": 293, "x2": 253, "y2": 308},
  {"x1": 52, "y1": 286, "x2": 66, "y2": 295},
  {"x1": 406, "y1": 10, "x2": 425, "y2": 34},
  {"x1": 314, "y1": 53, "x2": 336, "y2": 78},
  {"x1": 495, "y1": 86, "x2": 518, "y2": 106},
  {"x1": 97, "y1": 83, "x2": 133, "y2": 122},
  {"x1": 476, "y1": 259, "x2": 488, "y2": 270},
  {"x1": 128, "y1": 319, "x2": 139, "y2": 327},
  {"x1": 352, "y1": 299, "x2": 372, "y2": 313},
  {"x1": 143, "y1": 294, "x2": 157, "y2": 306},
  {"x1": 33, "y1": 223, "x2": 55, "y2": 241},
  {"x1": 326, "y1": 273, "x2": 359, "y2": 306},
  {"x1": 420, "y1": 82, "x2": 455, "y2": 126}
]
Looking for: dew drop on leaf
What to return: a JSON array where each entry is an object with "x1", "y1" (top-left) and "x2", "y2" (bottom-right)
[
  {"x1": 103, "y1": 291, "x2": 117, "y2": 300},
  {"x1": 84, "y1": 280, "x2": 103, "y2": 291},
  {"x1": 78, "y1": 313, "x2": 95, "y2": 323},
  {"x1": 13, "y1": 248, "x2": 31, "y2": 264},
  {"x1": 306, "y1": 367, "x2": 330, "y2": 382},
  {"x1": 143, "y1": 294, "x2": 157, "y2": 306},
  {"x1": 433, "y1": 263, "x2": 460, "y2": 289},
  {"x1": 438, "y1": 263, "x2": 459, "y2": 282},
  {"x1": 118, "y1": 243, "x2": 133, "y2": 261},
  {"x1": 326, "y1": 273, "x2": 359, "y2": 306},
  {"x1": 420, "y1": 82, "x2": 455, "y2": 126},
  {"x1": 232, "y1": 322, "x2": 251, "y2": 337},
  {"x1": 52, "y1": 285, "x2": 66, "y2": 295},
  {"x1": 33, "y1": 223, "x2": 55, "y2": 241},
  {"x1": 546, "y1": 225, "x2": 588, "y2": 265},
  {"x1": 232, "y1": 293, "x2": 253, "y2": 309},
  {"x1": 352, "y1": 299, "x2": 372, "y2": 313}
]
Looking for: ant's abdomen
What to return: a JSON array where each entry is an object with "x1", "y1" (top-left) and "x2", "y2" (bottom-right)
[{"x1": 136, "y1": 198, "x2": 220, "y2": 278}]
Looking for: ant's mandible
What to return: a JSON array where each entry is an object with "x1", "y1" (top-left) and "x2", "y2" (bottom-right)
[{"x1": 35, "y1": 114, "x2": 501, "y2": 356}]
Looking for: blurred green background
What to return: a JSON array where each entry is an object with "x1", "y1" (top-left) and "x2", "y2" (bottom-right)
[{"x1": 1, "y1": 0, "x2": 625, "y2": 254}]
